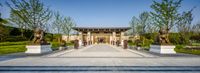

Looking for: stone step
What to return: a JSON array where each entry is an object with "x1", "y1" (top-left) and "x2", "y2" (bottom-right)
[{"x1": 0, "y1": 66, "x2": 200, "y2": 72}]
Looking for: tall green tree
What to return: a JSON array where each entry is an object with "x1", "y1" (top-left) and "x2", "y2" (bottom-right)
[
  {"x1": 130, "y1": 16, "x2": 139, "y2": 35},
  {"x1": 9, "y1": 10, "x2": 27, "y2": 37},
  {"x1": 52, "y1": 11, "x2": 63, "y2": 34},
  {"x1": 151, "y1": 0, "x2": 182, "y2": 30},
  {"x1": 177, "y1": 10, "x2": 193, "y2": 34},
  {"x1": 0, "y1": 3, "x2": 8, "y2": 41},
  {"x1": 6, "y1": 0, "x2": 52, "y2": 31},
  {"x1": 52, "y1": 12, "x2": 76, "y2": 42},
  {"x1": 61, "y1": 17, "x2": 76, "y2": 42},
  {"x1": 130, "y1": 12, "x2": 151, "y2": 35},
  {"x1": 150, "y1": 0, "x2": 188, "y2": 44},
  {"x1": 177, "y1": 9, "x2": 194, "y2": 44},
  {"x1": 52, "y1": 11, "x2": 63, "y2": 42}
]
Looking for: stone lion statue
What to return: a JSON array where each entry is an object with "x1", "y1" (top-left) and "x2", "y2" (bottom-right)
[
  {"x1": 156, "y1": 28, "x2": 170, "y2": 45},
  {"x1": 32, "y1": 28, "x2": 47, "y2": 44}
]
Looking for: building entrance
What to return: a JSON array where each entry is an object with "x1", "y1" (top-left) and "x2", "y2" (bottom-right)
[
  {"x1": 95, "y1": 35, "x2": 109, "y2": 44},
  {"x1": 72, "y1": 27, "x2": 131, "y2": 45},
  {"x1": 98, "y1": 37, "x2": 105, "y2": 43}
]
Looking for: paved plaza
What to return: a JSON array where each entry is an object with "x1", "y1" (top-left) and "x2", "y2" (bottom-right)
[
  {"x1": 45, "y1": 44, "x2": 156, "y2": 58},
  {"x1": 0, "y1": 44, "x2": 200, "y2": 72}
]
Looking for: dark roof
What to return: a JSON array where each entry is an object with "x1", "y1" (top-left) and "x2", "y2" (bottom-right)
[
  {"x1": 73, "y1": 26, "x2": 131, "y2": 29},
  {"x1": 73, "y1": 27, "x2": 131, "y2": 32}
]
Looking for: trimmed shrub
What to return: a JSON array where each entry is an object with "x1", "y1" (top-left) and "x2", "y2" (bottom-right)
[
  {"x1": 51, "y1": 42, "x2": 60, "y2": 49},
  {"x1": 4, "y1": 36, "x2": 27, "y2": 42},
  {"x1": 128, "y1": 40, "x2": 135, "y2": 46},
  {"x1": 0, "y1": 41, "x2": 28, "y2": 46},
  {"x1": 175, "y1": 45, "x2": 200, "y2": 55}
]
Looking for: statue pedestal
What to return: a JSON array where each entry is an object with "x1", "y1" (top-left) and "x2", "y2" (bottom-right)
[
  {"x1": 25, "y1": 45, "x2": 52, "y2": 54},
  {"x1": 150, "y1": 45, "x2": 176, "y2": 54}
]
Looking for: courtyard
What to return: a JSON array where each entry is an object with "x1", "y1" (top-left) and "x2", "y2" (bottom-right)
[
  {"x1": 0, "y1": 44, "x2": 200, "y2": 72},
  {"x1": 1, "y1": 0, "x2": 200, "y2": 73}
]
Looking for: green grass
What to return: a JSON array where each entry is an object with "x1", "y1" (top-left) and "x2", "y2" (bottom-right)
[
  {"x1": 175, "y1": 45, "x2": 200, "y2": 55},
  {"x1": 0, "y1": 41, "x2": 74, "y2": 55},
  {"x1": 0, "y1": 41, "x2": 28, "y2": 46},
  {"x1": 51, "y1": 42, "x2": 74, "y2": 50},
  {"x1": 0, "y1": 41, "x2": 28, "y2": 55},
  {"x1": 0, "y1": 45, "x2": 26, "y2": 55}
]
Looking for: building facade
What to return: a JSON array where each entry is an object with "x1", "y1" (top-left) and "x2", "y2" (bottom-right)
[{"x1": 73, "y1": 27, "x2": 131, "y2": 46}]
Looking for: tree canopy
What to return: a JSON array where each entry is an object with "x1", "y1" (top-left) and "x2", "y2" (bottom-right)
[{"x1": 6, "y1": 0, "x2": 52, "y2": 31}]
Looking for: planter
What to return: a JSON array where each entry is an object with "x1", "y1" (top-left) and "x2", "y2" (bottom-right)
[
  {"x1": 150, "y1": 45, "x2": 176, "y2": 54},
  {"x1": 25, "y1": 45, "x2": 52, "y2": 54}
]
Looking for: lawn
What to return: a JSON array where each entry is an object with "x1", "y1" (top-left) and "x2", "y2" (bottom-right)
[
  {"x1": 0, "y1": 45, "x2": 26, "y2": 55},
  {"x1": 0, "y1": 41, "x2": 73, "y2": 55},
  {"x1": 0, "y1": 41, "x2": 28, "y2": 55},
  {"x1": 175, "y1": 45, "x2": 200, "y2": 55}
]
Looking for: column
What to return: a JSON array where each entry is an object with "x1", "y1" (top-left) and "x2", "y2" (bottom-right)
[
  {"x1": 110, "y1": 36, "x2": 112, "y2": 44},
  {"x1": 112, "y1": 32, "x2": 116, "y2": 45},
  {"x1": 120, "y1": 32, "x2": 124, "y2": 46},
  {"x1": 79, "y1": 32, "x2": 82, "y2": 46},
  {"x1": 87, "y1": 32, "x2": 91, "y2": 45},
  {"x1": 91, "y1": 35, "x2": 93, "y2": 44}
]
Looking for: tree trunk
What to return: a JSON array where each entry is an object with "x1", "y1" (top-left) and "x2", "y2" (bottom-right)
[
  {"x1": 67, "y1": 34, "x2": 70, "y2": 42},
  {"x1": 166, "y1": 29, "x2": 170, "y2": 44},
  {"x1": 58, "y1": 34, "x2": 62, "y2": 43}
]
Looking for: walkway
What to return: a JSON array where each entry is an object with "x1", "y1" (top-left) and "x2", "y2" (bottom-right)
[
  {"x1": 45, "y1": 44, "x2": 155, "y2": 58},
  {"x1": 0, "y1": 44, "x2": 200, "y2": 73}
]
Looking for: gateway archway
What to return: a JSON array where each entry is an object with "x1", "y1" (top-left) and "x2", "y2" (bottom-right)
[{"x1": 73, "y1": 27, "x2": 131, "y2": 45}]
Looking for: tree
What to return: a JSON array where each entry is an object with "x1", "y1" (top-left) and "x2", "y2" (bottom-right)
[
  {"x1": 6, "y1": 0, "x2": 52, "y2": 32},
  {"x1": 176, "y1": 9, "x2": 194, "y2": 44},
  {"x1": 177, "y1": 10, "x2": 193, "y2": 34},
  {"x1": 0, "y1": 3, "x2": 9, "y2": 41},
  {"x1": 0, "y1": 3, "x2": 7, "y2": 24},
  {"x1": 52, "y1": 11, "x2": 63, "y2": 34},
  {"x1": 130, "y1": 16, "x2": 139, "y2": 35},
  {"x1": 52, "y1": 11, "x2": 63, "y2": 42},
  {"x1": 52, "y1": 12, "x2": 76, "y2": 42},
  {"x1": 9, "y1": 10, "x2": 27, "y2": 37},
  {"x1": 61, "y1": 17, "x2": 76, "y2": 42},
  {"x1": 130, "y1": 12, "x2": 151, "y2": 35},
  {"x1": 139, "y1": 12, "x2": 150, "y2": 34},
  {"x1": 130, "y1": 12, "x2": 152, "y2": 46},
  {"x1": 150, "y1": 0, "x2": 186, "y2": 44}
]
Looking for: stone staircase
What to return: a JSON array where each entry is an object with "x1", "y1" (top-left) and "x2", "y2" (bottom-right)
[{"x1": 0, "y1": 66, "x2": 200, "y2": 73}]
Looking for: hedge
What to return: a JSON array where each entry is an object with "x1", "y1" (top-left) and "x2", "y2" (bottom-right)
[
  {"x1": 175, "y1": 45, "x2": 200, "y2": 55},
  {"x1": 0, "y1": 41, "x2": 28, "y2": 46}
]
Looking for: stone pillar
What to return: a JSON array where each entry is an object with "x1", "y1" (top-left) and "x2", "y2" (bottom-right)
[
  {"x1": 79, "y1": 32, "x2": 82, "y2": 46},
  {"x1": 110, "y1": 36, "x2": 112, "y2": 44},
  {"x1": 87, "y1": 32, "x2": 91, "y2": 45},
  {"x1": 91, "y1": 35, "x2": 93, "y2": 44},
  {"x1": 112, "y1": 32, "x2": 116, "y2": 45},
  {"x1": 120, "y1": 32, "x2": 124, "y2": 46}
]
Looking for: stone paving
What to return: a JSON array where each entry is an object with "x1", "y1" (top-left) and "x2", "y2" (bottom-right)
[
  {"x1": 45, "y1": 44, "x2": 156, "y2": 58},
  {"x1": 0, "y1": 44, "x2": 199, "y2": 66},
  {"x1": 0, "y1": 44, "x2": 200, "y2": 72}
]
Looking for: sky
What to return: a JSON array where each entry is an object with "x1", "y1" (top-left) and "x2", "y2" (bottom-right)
[{"x1": 0, "y1": 0, "x2": 200, "y2": 27}]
